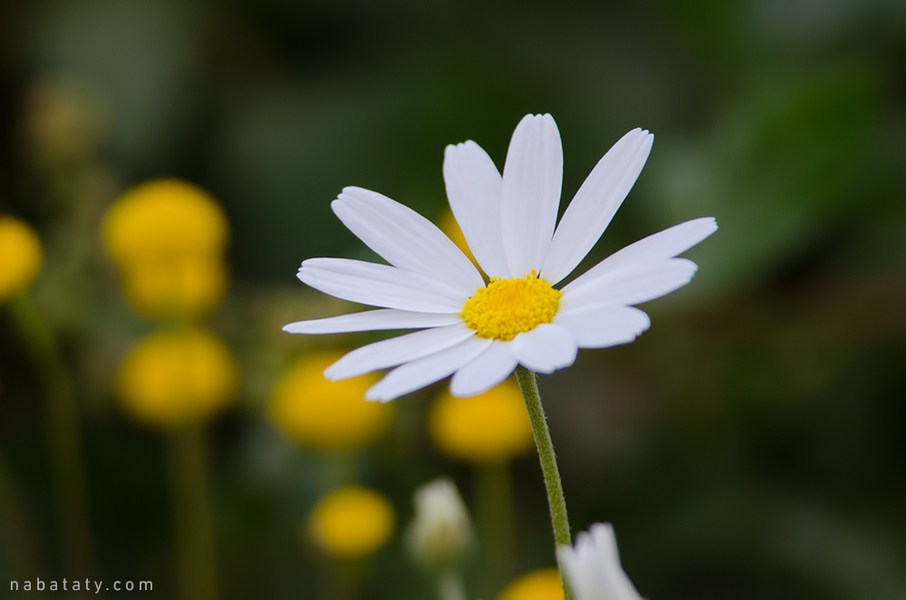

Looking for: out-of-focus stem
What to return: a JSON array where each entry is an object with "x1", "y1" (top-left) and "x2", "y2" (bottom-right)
[
  {"x1": 168, "y1": 425, "x2": 218, "y2": 600},
  {"x1": 7, "y1": 295, "x2": 94, "y2": 577},
  {"x1": 0, "y1": 452, "x2": 44, "y2": 578},
  {"x1": 437, "y1": 570, "x2": 467, "y2": 600},
  {"x1": 476, "y1": 460, "x2": 515, "y2": 593}
]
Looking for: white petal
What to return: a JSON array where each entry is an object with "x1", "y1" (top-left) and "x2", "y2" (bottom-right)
[
  {"x1": 500, "y1": 114, "x2": 563, "y2": 276},
  {"x1": 511, "y1": 323, "x2": 577, "y2": 374},
  {"x1": 541, "y1": 129, "x2": 654, "y2": 285},
  {"x1": 333, "y1": 187, "x2": 484, "y2": 293},
  {"x1": 554, "y1": 305, "x2": 650, "y2": 349},
  {"x1": 585, "y1": 217, "x2": 718, "y2": 274},
  {"x1": 298, "y1": 257, "x2": 466, "y2": 313},
  {"x1": 558, "y1": 524, "x2": 643, "y2": 600},
  {"x1": 561, "y1": 258, "x2": 698, "y2": 309},
  {"x1": 283, "y1": 309, "x2": 462, "y2": 334},
  {"x1": 324, "y1": 324, "x2": 475, "y2": 380},
  {"x1": 443, "y1": 141, "x2": 510, "y2": 278},
  {"x1": 449, "y1": 341, "x2": 518, "y2": 397},
  {"x1": 365, "y1": 336, "x2": 493, "y2": 402}
]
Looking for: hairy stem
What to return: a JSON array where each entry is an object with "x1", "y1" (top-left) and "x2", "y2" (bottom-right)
[{"x1": 514, "y1": 366, "x2": 574, "y2": 600}]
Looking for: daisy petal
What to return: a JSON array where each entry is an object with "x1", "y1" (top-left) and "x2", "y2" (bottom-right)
[
  {"x1": 449, "y1": 341, "x2": 518, "y2": 397},
  {"x1": 541, "y1": 129, "x2": 654, "y2": 284},
  {"x1": 500, "y1": 114, "x2": 563, "y2": 276},
  {"x1": 283, "y1": 309, "x2": 462, "y2": 334},
  {"x1": 511, "y1": 323, "x2": 578, "y2": 374},
  {"x1": 365, "y1": 336, "x2": 493, "y2": 402},
  {"x1": 298, "y1": 257, "x2": 466, "y2": 313},
  {"x1": 324, "y1": 323, "x2": 475, "y2": 380},
  {"x1": 443, "y1": 141, "x2": 511, "y2": 278},
  {"x1": 561, "y1": 258, "x2": 699, "y2": 309},
  {"x1": 333, "y1": 187, "x2": 484, "y2": 294},
  {"x1": 585, "y1": 216, "x2": 718, "y2": 273},
  {"x1": 554, "y1": 305, "x2": 651, "y2": 349}
]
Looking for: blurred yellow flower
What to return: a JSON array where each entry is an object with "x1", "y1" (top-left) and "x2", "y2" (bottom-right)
[
  {"x1": 0, "y1": 216, "x2": 43, "y2": 302},
  {"x1": 101, "y1": 179, "x2": 229, "y2": 266},
  {"x1": 307, "y1": 486, "x2": 395, "y2": 559},
  {"x1": 122, "y1": 256, "x2": 229, "y2": 319},
  {"x1": 270, "y1": 352, "x2": 392, "y2": 452},
  {"x1": 429, "y1": 379, "x2": 533, "y2": 463},
  {"x1": 499, "y1": 568, "x2": 564, "y2": 600},
  {"x1": 116, "y1": 328, "x2": 238, "y2": 429}
]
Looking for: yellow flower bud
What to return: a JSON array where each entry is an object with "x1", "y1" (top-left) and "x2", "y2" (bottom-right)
[
  {"x1": 499, "y1": 569, "x2": 564, "y2": 600},
  {"x1": 429, "y1": 380, "x2": 533, "y2": 463},
  {"x1": 307, "y1": 486, "x2": 395, "y2": 559},
  {"x1": 270, "y1": 352, "x2": 393, "y2": 452},
  {"x1": 0, "y1": 216, "x2": 43, "y2": 302},
  {"x1": 116, "y1": 328, "x2": 238, "y2": 429},
  {"x1": 121, "y1": 255, "x2": 229, "y2": 318},
  {"x1": 101, "y1": 179, "x2": 229, "y2": 266}
]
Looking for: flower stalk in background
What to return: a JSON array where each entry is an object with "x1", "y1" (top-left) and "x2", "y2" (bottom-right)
[
  {"x1": 429, "y1": 380, "x2": 533, "y2": 590},
  {"x1": 1, "y1": 215, "x2": 95, "y2": 577},
  {"x1": 285, "y1": 114, "x2": 716, "y2": 597},
  {"x1": 308, "y1": 486, "x2": 395, "y2": 599},
  {"x1": 115, "y1": 327, "x2": 238, "y2": 600},
  {"x1": 407, "y1": 479, "x2": 473, "y2": 600},
  {"x1": 557, "y1": 524, "x2": 642, "y2": 600},
  {"x1": 103, "y1": 179, "x2": 235, "y2": 600}
]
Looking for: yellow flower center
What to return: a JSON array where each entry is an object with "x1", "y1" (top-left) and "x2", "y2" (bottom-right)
[{"x1": 461, "y1": 270, "x2": 561, "y2": 341}]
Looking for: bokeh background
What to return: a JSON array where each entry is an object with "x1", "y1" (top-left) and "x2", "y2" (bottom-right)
[{"x1": 1, "y1": 0, "x2": 905, "y2": 598}]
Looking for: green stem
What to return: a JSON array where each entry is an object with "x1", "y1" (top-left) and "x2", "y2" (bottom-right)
[
  {"x1": 168, "y1": 425, "x2": 218, "y2": 600},
  {"x1": 0, "y1": 452, "x2": 44, "y2": 579},
  {"x1": 514, "y1": 366, "x2": 574, "y2": 600},
  {"x1": 437, "y1": 570, "x2": 467, "y2": 600},
  {"x1": 6, "y1": 295, "x2": 94, "y2": 577},
  {"x1": 475, "y1": 461, "x2": 514, "y2": 594}
]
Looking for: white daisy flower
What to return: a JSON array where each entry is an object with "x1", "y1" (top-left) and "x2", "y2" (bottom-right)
[
  {"x1": 557, "y1": 523, "x2": 642, "y2": 600},
  {"x1": 284, "y1": 114, "x2": 717, "y2": 402}
]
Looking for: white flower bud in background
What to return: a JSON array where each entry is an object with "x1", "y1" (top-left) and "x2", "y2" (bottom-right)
[
  {"x1": 557, "y1": 523, "x2": 642, "y2": 600},
  {"x1": 407, "y1": 478, "x2": 473, "y2": 572}
]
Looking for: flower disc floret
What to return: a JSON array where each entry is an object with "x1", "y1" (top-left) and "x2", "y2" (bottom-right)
[{"x1": 461, "y1": 270, "x2": 561, "y2": 342}]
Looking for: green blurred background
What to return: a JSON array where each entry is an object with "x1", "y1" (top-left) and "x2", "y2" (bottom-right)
[{"x1": 1, "y1": 0, "x2": 905, "y2": 598}]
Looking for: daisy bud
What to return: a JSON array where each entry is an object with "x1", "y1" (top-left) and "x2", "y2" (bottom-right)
[
  {"x1": 557, "y1": 523, "x2": 642, "y2": 600},
  {"x1": 407, "y1": 478, "x2": 473, "y2": 572}
]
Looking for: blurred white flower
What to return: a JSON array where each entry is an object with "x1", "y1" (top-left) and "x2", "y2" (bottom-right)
[
  {"x1": 407, "y1": 478, "x2": 473, "y2": 572},
  {"x1": 285, "y1": 114, "x2": 717, "y2": 401},
  {"x1": 557, "y1": 523, "x2": 642, "y2": 600}
]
